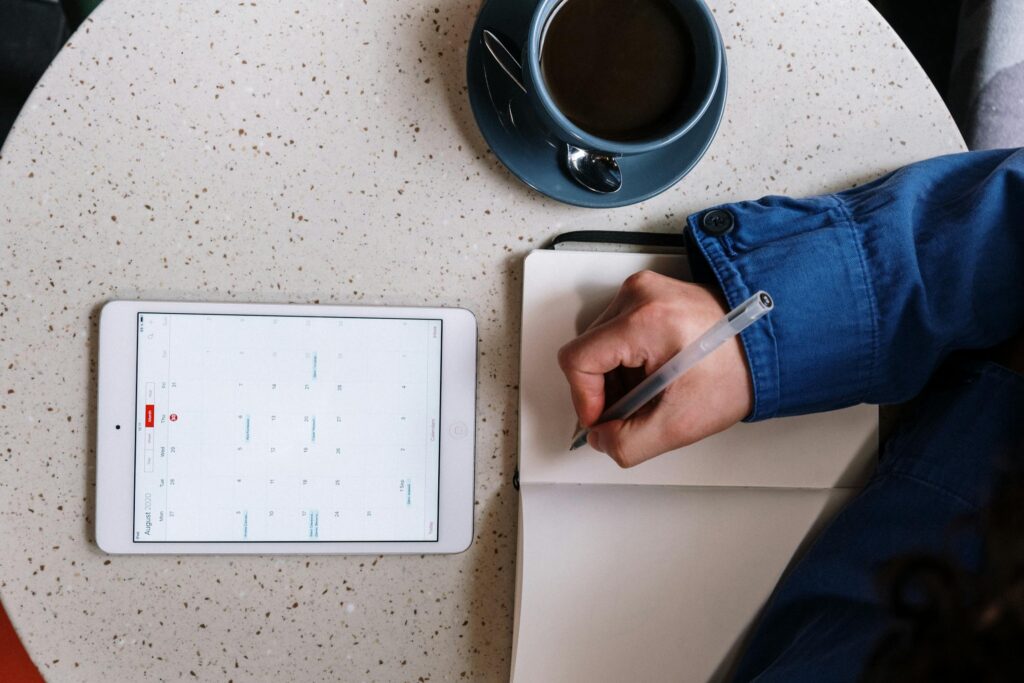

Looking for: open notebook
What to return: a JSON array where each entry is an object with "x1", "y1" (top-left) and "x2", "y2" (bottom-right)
[{"x1": 513, "y1": 249, "x2": 879, "y2": 682}]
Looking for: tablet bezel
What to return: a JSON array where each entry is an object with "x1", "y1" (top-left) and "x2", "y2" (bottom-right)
[{"x1": 96, "y1": 300, "x2": 476, "y2": 554}]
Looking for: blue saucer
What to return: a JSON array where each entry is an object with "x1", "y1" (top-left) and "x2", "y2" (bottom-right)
[{"x1": 467, "y1": 1, "x2": 728, "y2": 209}]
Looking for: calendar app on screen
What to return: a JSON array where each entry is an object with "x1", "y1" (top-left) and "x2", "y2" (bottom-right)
[{"x1": 133, "y1": 313, "x2": 442, "y2": 542}]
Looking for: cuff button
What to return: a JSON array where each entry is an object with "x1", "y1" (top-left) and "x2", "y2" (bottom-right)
[{"x1": 701, "y1": 209, "x2": 735, "y2": 236}]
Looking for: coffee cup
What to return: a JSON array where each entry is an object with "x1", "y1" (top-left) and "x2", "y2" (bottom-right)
[
  {"x1": 498, "y1": 0, "x2": 722, "y2": 162},
  {"x1": 475, "y1": 0, "x2": 724, "y2": 199}
]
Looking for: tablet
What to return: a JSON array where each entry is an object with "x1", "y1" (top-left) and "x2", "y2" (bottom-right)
[{"x1": 95, "y1": 301, "x2": 476, "y2": 554}]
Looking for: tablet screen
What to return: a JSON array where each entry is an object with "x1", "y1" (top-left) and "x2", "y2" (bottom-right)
[{"x1": 132, "y1": 313, "x2": 442, "y2": 543}]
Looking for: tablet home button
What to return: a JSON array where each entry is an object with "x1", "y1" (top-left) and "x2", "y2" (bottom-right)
[{"x1": 449, "y1": 421, "x2": 468, "y2": 438}]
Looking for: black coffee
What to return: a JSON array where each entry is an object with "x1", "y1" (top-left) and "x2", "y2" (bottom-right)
[{"x1": 540, "y1": 0, "x2": 695, "y2": 142}]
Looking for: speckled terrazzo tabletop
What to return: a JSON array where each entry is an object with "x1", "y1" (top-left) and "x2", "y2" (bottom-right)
[{"x1": 0, "y1": 0, "x2": 964, "y2": 680}]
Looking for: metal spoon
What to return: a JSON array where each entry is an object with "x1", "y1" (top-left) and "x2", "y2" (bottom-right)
[{"x1": 563, "y1": 144, "x2": 622, "y2": 194}]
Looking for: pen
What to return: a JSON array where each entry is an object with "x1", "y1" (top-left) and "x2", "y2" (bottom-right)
[{"x1": 569, "y1": 290, "x2": 775, "y2": 451}]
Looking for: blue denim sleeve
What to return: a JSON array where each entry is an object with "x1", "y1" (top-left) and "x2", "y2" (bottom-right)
[{"x1": 686, "y1": 148, "x2": 1024, "y2": 420}]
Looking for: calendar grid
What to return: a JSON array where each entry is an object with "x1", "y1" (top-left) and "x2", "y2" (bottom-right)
[{"x1": 133, "y1": 312, "x2": 442, "y2": 543}]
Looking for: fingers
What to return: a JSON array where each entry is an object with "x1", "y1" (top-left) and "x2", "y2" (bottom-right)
[
  {"x1": 557, "y1": 275, "x2": 752, "y2": 467},
  {"x1": 558, "y1": 272, "x2": 680, "y2": 427},
  {"x1": 587, "y1": 405, "x2": 689, "y2": 468},
  {"x1": 557, "y1": 316, "x2": 649, "y2": 426}
]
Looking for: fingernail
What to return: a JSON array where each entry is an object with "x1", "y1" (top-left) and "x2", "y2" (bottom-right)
[{"x1": 588, "y1": 431, "x2": 604, "y2": 453}]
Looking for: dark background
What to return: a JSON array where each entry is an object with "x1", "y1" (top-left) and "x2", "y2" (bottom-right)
[{"x1": 0, "y1": 0, "x2": 968, "y2": 147}]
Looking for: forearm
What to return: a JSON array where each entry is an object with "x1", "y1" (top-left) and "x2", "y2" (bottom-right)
[{"x1": 686, "y1": 148, "x2": 1024, "y2": 419}]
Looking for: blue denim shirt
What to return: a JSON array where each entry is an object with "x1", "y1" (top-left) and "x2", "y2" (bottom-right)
[{"x1": 685, "y1": 148, "x2": 1024, "y2": 681}]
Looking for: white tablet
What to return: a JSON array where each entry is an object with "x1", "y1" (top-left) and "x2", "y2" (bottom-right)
[{"x1": 95, "y1": 301, "x2": 476, "y2": 554}]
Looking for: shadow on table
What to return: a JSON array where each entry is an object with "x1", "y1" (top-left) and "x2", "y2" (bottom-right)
[
  {"x1": 83, "y1": 303, "x2": 103, "y2": 548},
  {"x1": 465, "y1": 491, "x2": 518, "y2": 680},
  {"x1": 459, "y1": 252, "x2": 524, "y2": 679}
]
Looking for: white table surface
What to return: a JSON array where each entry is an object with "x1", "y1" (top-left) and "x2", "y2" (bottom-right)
[{"x1": 0, "y1": 0, "x2": 964, "y2": 680}]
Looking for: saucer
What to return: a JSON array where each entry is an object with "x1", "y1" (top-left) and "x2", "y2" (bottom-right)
[{"x1": 466, "y1": 1, "x2": 728, "y2": 209}]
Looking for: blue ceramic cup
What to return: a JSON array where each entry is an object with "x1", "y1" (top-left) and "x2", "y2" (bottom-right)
[{"x1": 519, "y1": 0, "x2": 723, "y2": 158}]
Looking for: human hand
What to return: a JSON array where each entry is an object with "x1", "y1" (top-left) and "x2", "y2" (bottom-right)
[{"x1": 557, "y1": 271, "x2": 754, "y2": 468}]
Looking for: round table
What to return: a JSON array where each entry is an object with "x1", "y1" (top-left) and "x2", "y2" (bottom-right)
[{"x1": 0, "y1": 0, "x2": 964, "y2": 679}]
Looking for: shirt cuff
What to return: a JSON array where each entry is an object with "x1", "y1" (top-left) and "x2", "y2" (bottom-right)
[{"x1": 685, "y1": 194, "x2": 878, "y2": 421}]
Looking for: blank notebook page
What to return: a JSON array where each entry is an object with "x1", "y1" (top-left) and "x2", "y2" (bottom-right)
[{"x1": 512, "y1": 249, "x2": 879, "y2": 682}]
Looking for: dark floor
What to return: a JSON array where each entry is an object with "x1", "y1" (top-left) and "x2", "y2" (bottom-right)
[
  {"x1": 872, "y1": 0, "x2": 963, "y2": 97},
  {"x1": 0, "y1": 0, "x2": 967, "y2": 149},
  {"x1": 0, "y1": 0, "x2": 68, "y2": 145}
]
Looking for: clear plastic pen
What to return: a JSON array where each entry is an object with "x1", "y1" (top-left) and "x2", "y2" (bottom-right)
[{"x1": 569, "y1": 291, "x2": 775, "y2": 451}]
